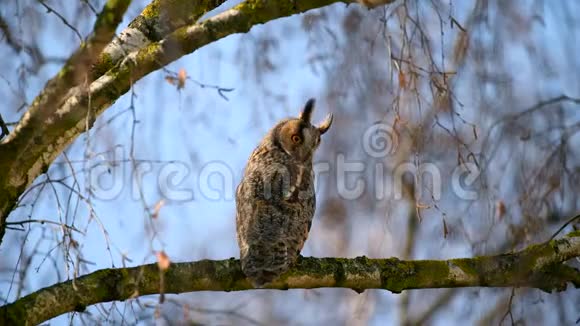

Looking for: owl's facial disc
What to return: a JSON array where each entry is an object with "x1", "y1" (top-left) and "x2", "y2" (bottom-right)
[
  {"x1": 274, "y1": 98, "x2": 333, "y2": 162},
  {"x1": 275, "y1": 120, "x2": 315, "y2": 162}
]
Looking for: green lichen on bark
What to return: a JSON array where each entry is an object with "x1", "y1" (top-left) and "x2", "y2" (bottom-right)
[
  {"x1": 209, "y1": 257, "x2": 248, "y2": 291},
  {"x1": 234, "y1": 0, "x2": 297, "y2": 24},
  {"x1": 135, "y1": 0, "x2": 225, "y2": 39},
  {"x1": 95, "y1": 0, "x2": 132, "y2": 31},
  {"x1": 2, "y1": 232, "x2": 579, "y2": 326},
  {"x1": 567, "y1": 230, "x2": 580, "y2": 238},
  {"x1": 90, "y1": 0, "x2": 226, "y2": 80},
  {"x1": 233, "y1": 0, "x2": 346, "y2": 26},
  {"x1": 91, "y1": 52, "x2": 114, "y2": 77},
  {"x1": 376, "y1": 258, "x2": 449, "y2": 292},
  {"x1": 450, "y1": 257, "x2": 479, "y2": 277}
]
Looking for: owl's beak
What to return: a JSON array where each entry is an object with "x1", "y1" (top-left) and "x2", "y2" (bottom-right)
[
  {"x1": 299, "y1": 98, "x2": 315, "y2": 122},
  {"x1": 317, "y1": 113, "x2": 333, "y2": 135}
]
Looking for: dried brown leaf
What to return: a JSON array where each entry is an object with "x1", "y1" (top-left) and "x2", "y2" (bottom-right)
[
  {"x1": 152, "y1": 199, "x2": 165, "y2": 219},
  {"x1": 156, "y1": 251, "x2": 171, "y2": 271},
  {"x1": 497, "y1": 201, "x2": 506, "y2": 220},
  {"x1": 398, "y1": 70, "x2": 407, "y2": 89}
]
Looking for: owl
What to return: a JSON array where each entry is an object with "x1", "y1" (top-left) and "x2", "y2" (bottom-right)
[{"x1": 235, "y1": 99, "x2": 333, "y2": 288}]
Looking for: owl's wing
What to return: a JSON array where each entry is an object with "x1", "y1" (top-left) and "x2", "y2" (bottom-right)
[
  {"x1": 236, "y1": 173, "x2": 294, "y2": 287},
  {"x1": 235, "y1": 161, "x2": 317, "y2": 287}
]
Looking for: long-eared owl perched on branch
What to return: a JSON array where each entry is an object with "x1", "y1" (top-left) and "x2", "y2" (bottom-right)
[{"x1": 235, "y1": 99, "x2": 333, "y2": 288}]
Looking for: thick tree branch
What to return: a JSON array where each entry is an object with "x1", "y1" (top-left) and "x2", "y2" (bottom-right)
[
  {"x1": 0, "y1": 0, "x2": 395, "y2": 246},
  {"x1": 91, "y1": 0, "x2": 227, "y2": 77},
  {"x1": 1, "y1": 232, "x2": 579, "y2": 325},
  {"x1": 90, "y1": 0, "x2": 403, "y2": 77},
  {"x1": 0, "y1": 0, "x2": 132, "y2": 244}
]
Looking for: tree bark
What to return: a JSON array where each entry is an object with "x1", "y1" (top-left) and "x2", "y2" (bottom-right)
[{"x1": 1, "y1": 232, "x2": 579, "y2": 325}]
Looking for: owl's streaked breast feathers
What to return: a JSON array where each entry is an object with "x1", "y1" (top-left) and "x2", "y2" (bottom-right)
[{"x1": 235, "y1": 99, "x2": 332, "y2": 287}]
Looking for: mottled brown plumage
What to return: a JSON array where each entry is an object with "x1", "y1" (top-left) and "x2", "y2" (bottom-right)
[{"x1": 235, "y1": 99, "x2": 333, "y2": 287}]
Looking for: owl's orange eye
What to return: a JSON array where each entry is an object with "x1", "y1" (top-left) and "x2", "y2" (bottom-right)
[{"x1": 291, "y1": 134, "x2": 302, "y2": 144}]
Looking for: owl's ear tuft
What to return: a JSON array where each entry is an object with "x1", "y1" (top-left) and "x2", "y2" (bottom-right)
[
  {"x1": 298, "y1": 98, "x2": 315, "y2": 122},
  {"x1": 318, "y1": 113, "x2": 333, "y2": 134}
]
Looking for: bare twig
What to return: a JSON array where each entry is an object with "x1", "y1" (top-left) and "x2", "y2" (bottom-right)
[
  {"x1": 548, "y1": 214, "x2": 580, "y2": 242},
  {"x1": 162, "y1": 68, "x2": 234, "y2": 100},
  {"x1": 499, "y1": 288, "x2": 516, "y2": 326},
  {"x1": 37, "y1": 0, "x2": 83, "y2": 41},
  {"x1": 5, "y1": 219, "x2": 85, "y2": 235},
  {"x1": 0, "y1": 113, "x2": 9, "y2": 139}
]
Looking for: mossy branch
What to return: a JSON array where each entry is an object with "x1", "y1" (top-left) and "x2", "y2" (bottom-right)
[
  {"x1": 91, "y1": 0, "x2": 227, "y2": 77},
  {"x1": 1, "y1": 233, "x2": 579, "y2": 325}
]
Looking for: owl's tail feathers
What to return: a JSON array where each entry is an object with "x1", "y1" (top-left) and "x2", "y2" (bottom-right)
[
  {"x1": 242, "y1": 261, "x2": 284, "y2": 288},
  {"x1": 247, "y1": 270, "x2": 279, "y2": 289},
  {"x1": 241, "y1": 244, "x2": 289, "y2": 289}
]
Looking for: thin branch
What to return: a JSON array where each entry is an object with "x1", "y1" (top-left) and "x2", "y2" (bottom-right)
[
  {"x1": 500, "y1": 288, "x2": 516, "y2": 326},
  {"x1": 1, "y1": 232, "x2": 579, "y2": 325},
  {"x1": 548, "y1": 213, "x2": 580, "y2": 241},
  {"x1": 37, "y1": 0, "x2": 84, "y2": 41},
  {"x1": 0, "y1": 14, "x2": 21, "y2": 52},
  {"x1": 81, "y1": 0, "x2": 98, "y2": 14},
  {"x1": 162, "y1": 68, "x2": 234, "y2": 100},
  {"x1": 509, "y1": 95, "x2": 580, "y2": 122},
  {"x1": 0, "y1": 113, "x2": 9, "y2": 139},
  {"x1": 5, "y1": 219, "x2": 85, "y2": 235},
  {"x1": 0, "y1": 0, "x2": 132, "y2": 245},
  {"x1": 0, "y1": 0, "x2": 397, "y2": 247}
]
